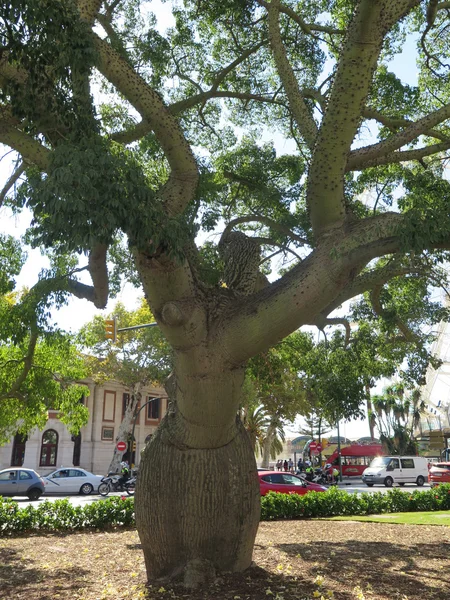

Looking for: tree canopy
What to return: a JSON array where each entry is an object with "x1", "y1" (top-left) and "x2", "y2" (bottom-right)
[{"x1": 2, "y1": 0, "x2": 450, "y2": 584}]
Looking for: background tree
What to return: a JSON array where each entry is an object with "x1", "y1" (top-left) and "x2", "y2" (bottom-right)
[
  {"x1": 246, "y1": 331, "x2": 310, "y2": 467},
  {"x1": 370, "y1": 384, "x2": 425, "y2": 455},
  {"x1": 0, "y1": 239, "x2": 89, "y2": 441},
  {"x1": 2, "y1": 0, "x2": 450, "y2": 585},
  {"x1": 79, "y1": 298, "x2": 171, "y2": 472}
]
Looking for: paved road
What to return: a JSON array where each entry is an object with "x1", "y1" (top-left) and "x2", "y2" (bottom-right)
[
  {"x1": 9, "y1": 481, "x2": 431, "y2": 508},
  {"x1": 337, "y1": 479, "x2": 431, "y2": 494},
  {"x1": 10, "y1": 491, "x2": 126, "y2": 509}
]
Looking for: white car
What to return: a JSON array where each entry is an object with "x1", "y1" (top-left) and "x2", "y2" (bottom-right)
[{"x1": 42, "y1": 468, "x2": 104, "y2": 495}]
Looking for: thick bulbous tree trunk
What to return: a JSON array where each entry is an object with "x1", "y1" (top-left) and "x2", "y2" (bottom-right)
[{"x1": 135, "y1": 369, "x2": 261, "y2": 587}]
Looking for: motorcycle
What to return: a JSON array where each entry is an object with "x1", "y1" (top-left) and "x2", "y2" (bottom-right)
[
  {"x1": 298, "y1": 468, "x2": 330, "y2": 486},
  {"x1": 98, "y1": 471, "x2": 136, "y2": 496}
]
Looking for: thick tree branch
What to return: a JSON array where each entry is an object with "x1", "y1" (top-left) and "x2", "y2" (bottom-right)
[
  {"x1": 363, "y1": 107, "x2": 450, "y2": 142},
  {"x1": 307, "y1": 0, "x2": 420, "y2": 237},
  {"x1": 256, "y1": 0, "x2": 344, "y2": 35},
  {"x1": 88, "y1": 243, "x2": 109, "y2": 308},
  {"x1": 318, "y1": 260, "x2": 429, "y2": 318},
  {"x1": 347, "y1": 142, "x2": 450, "y2": 170},
  {"x1": 66, "y1": 279, "x2": 96, "y2": 303},
  {"x1": 348, "y1": 102, "x2": 450, "y2": 170},
  {"x1": 0, "y1": 161, "x2": 24, "y2": 207},
  {"x1": 0, "y1": 116, "x2": 51, "y2": 171},
  {"x1": 320, "y1": 317, "x2": 351, "y2": 347},
  {"x1": 268, "y1": 0, "x2": 318, "y2": 150},
  {"x1": 112, "y1": 91, "x2": 290, "y2": 144},
  {"x1": 221, "y1": 215, "x2": 308, "y2": 246},
  {"x1": 77, "y1": 0, "x2": 103, "y2": 25},
  {"x1": 370, "y1": 284, "x2": 419, "y2": 342},
  {"x1": 93, "y1": 34, "x2": 198, "y2": 215},
  {"x1": 218, "y1": 213, "x2": 406, "y2": 365}
]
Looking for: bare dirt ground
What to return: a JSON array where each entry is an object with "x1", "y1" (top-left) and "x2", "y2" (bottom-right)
[{"x1": 1, "y1": 520, "x2": 449, "y2": 600}]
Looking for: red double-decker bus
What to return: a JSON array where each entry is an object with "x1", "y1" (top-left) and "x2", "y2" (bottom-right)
[{"x1": 328, "y1": 444, "x2": 385, "y2": 477}]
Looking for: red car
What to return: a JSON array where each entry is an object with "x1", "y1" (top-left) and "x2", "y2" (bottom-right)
[
  {"x1": 428, "y1": 462, "x2": 450, "y2": 487},
  {"x1": 258, "y1": 471, "x2": 327, "y2": 496}
]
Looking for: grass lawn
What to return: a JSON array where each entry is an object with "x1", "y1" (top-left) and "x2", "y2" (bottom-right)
[{"x1": 329, "y1": 511, "x2": 450, "y2": 526}]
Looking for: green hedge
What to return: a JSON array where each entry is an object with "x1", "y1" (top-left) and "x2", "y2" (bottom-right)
[
  {"x1": 0, "y1": 496, "x2": 134, "y2": 534},
  {"x1": 1, "y1": 485, "x2": 450, "y2": 535},
  {"x1": 260, "y1": 484, "x2": 450, "y2": 520}
]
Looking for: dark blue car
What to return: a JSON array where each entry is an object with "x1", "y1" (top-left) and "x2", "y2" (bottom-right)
[{"x1": 0, "y1": 468, "x2": 45, "y2": 500}]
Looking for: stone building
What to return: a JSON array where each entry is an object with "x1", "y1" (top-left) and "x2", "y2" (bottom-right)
[{"x1": 0, "y1": 378, "x2": 168, "y2": 476}]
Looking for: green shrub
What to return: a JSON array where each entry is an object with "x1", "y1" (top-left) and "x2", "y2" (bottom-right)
[
  {"x1": 2, "y1": 485, "x2": 450, "y2": 535},
  {"x1": 260, "y1": 484, "x2": 450, "y2": 520},
  {"x1": 0, "y1": 495, "x2": 134, "y2": 535}
]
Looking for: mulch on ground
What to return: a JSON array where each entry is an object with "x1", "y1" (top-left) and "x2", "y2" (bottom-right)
[{"x1": 1, "y1": 520, "x2": 449, "y2": 600}]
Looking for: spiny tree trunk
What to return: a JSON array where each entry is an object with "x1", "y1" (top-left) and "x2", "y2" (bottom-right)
[
  {"x1": 135, "y1": 368, "x2": 260, "y2": 587},
  {"x1": 107, "y1": 384, "x2": 141, "y2": 474}
]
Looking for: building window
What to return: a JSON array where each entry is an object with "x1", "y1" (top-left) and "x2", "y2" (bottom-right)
[
  {"x1": 40, "y1": 429, "x2": 58, "y2": 467},
  {"x1": 102, "y1": 426, "x2": 114, "y2": 441},
  {"x1": 11, "y1": 433, "x2": 27, "y2": 467},
  {"x1": 147, "y1": 397, "x2": 160, "y2": 420},
  {"x1": 103, "y1": 390, "x2": 116, "y2": 422}
]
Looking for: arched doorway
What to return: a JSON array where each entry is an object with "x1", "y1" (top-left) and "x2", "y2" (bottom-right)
[
  {"x1": 39, "y1": 429, "x2": 58, "y2": 467},
  {"x1": 11, "y1": 433, "x2": 27, "y2": 466}
]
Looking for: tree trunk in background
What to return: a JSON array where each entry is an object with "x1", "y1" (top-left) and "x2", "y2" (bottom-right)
[
  {"x1": 135, "y1": 372, "x2": 260, "y2": 587},
  {"x1": 261, "y1": 421, "x2": 277, "y2": 469},
  {"x1": 366, "y1": 383, "x2": 375, "y2": 441},
  {"x1": 107, "y1": 385, "x2": 141, "y2": 474}
]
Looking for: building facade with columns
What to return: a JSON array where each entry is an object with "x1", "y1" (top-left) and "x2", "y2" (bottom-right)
[{"x1": 0, "y1": 378, "x2": 168, "y2": 476}]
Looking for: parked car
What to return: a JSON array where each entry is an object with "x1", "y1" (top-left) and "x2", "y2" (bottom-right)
[
  {"x1": 428, "y1": 462, "x2": 450, "y2": 487},
  {"x1": 42, "y1": 467, "x2": 104, "y2": 495},
  {"x1": 0, "y1": 468, "x2": 45, "y2": 500},
  {"x1": 362, "y1": 456, "x2": 428, "y2": 487},
  {"x1": 258, "y1": 471, "x2": 327, "y2": 496}
]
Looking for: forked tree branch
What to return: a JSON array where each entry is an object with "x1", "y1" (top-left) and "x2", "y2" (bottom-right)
[
  {"x1": 256, "y1": 0, "x2": 345, "y2": 35},
  {"x1": 348, "y1": 102, "x2": 450, "y2": 170}
]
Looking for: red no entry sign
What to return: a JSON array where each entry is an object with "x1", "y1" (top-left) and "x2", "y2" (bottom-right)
[
  {"x1": 309, "y1": 441, "x2": 317, "y2": 451},
  {"x1": 116, "y1": 441, "x2": 127, "y2": 452}
]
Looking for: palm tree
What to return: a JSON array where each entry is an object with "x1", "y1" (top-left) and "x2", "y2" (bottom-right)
[
  {"x1": 369, "y1": 385, "x2": 424, "y2": 455},
  {"x1": 242, "y1": 406, "x2": 268, "y2": 455}
]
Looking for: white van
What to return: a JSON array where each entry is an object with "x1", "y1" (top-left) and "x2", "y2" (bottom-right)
[{"x1": 362, "y1": 456, "x2": 428, "y2": 488}]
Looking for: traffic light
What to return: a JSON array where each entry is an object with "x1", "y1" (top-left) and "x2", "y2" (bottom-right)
[
  {"x1": 132, "y1": 441, "x2": 136, "y2": 452},
  {"x1": 105, "y1": 318, "x2": 117, "y2": 342}
]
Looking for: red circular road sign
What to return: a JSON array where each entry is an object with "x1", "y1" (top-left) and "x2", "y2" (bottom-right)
[
  {"x1": 116, "y1": 441, "x2": 127, "y2": 452},
  {"x1": 316, "y1": 443, "x2": 323, "y2": 453},
  {"x1": 309, "y1": 441, "x2": 317, "y2": 451}
]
